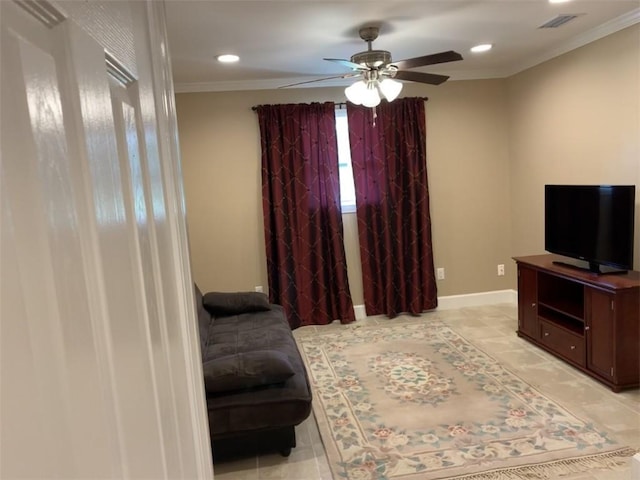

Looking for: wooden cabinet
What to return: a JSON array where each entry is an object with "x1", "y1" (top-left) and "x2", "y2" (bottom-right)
[
  {"x1": 517, "y1": 266, "x2": 537, "y2": 339},
  {"x1": 586, "y1": 288, "x2": 615, "y2": 380},
  {"x1": 514, "y1": 254, "x2": 640, "y2": 392}
]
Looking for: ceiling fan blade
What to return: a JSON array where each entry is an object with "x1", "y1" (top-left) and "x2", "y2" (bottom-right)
[
  {"x1": 323, "y1": 58, "x2": 367, "y2": 71},
  {"x1": 279, "y1": 73, "x2": 360, "y2": 88},
  {"x1": 390, "y1": 50, "x2": 463, "y2": 70},
  {"x1": 394, "y1": 70, "x2": 450, "y2": 85}
]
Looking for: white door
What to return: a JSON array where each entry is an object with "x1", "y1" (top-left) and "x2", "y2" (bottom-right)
[{"x1": 0, "y1": 1, "x2": 213, "y2": 478}]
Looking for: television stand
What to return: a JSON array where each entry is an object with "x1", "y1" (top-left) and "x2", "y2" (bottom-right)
[
  {"x1": 514, "y1": 254, "x2": 640, "y2": 392},
  {"x1": 551, "y1": 260, "x2": 628, "y2": 275}
]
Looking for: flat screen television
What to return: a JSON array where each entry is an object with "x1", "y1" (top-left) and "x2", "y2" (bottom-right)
[{"x1": 545, "y1": 185, "x2": 636, "y2": 274}]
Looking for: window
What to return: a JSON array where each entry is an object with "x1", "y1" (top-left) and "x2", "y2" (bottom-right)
[{"x1": 335, "y1": 108, "x2": 356, "y2": 213}]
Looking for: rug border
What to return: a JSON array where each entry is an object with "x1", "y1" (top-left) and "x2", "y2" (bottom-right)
[{"x1": 445, "y1": 446, "x2": 636, "y2": 479}]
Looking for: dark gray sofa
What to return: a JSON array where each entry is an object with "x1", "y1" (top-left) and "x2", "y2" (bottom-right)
[{"x1": 195, "y1": 285, "x2": 312, "y2": 460}]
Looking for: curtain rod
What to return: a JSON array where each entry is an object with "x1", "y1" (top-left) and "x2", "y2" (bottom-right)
[
  {"x1": 250, "y1": 103, "x2": 349, "y2": 112},
  {"x1": 251, "y1": 97, "x2": 428, "y2": 111}
]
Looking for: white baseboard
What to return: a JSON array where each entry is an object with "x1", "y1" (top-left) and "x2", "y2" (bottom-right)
[
  {"x1": 632, "y1": 453, "x2": 640, "y2": 479},
  {"x1": 353, "y1": 289, "x2": 517, "y2": 318},
  {"x1": 437, "y1": 289, "x2": 517, "y2": 310},
  {"x1": 354, "y1": 304, "x2": 367, "y2": 320}
]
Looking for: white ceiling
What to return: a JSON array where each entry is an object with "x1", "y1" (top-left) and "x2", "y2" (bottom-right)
[{"x1": 166, "y1": 0, "x2": 640, "y2": 93}]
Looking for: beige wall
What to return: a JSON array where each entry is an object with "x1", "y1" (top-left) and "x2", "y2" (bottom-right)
[
  {"x1": 176, "y1": 24, "x2": 640, "y2": 306},
  {"x1": 176, "y1": 80, "x2": 513, "y2": 304},
  {"x1": 426, "y1": 80, "x2": 513, "y2": 294},
  {"x1": 507, "y1": 25, "x2": 640, "y2": 270}
]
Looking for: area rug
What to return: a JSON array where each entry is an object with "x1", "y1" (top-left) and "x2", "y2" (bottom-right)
[{"x1": 296, "y1": 321, "x2": 634, "y2": 479}]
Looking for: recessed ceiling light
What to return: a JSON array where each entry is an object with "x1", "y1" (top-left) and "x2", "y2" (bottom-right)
[
  {"x1": 549, "y1": 0, "x2": 571, "y2": 3},
  {"x1": 216, "y1": 54, "x2": 239, "y2": 63},
  {"x1": 470, "y1": 44, "x2": 492, "y2": 53}
]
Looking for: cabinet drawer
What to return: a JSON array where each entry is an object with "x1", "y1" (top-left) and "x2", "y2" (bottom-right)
[{"x1": 539, "y1": 319, "x2": 585, "y2": 367}]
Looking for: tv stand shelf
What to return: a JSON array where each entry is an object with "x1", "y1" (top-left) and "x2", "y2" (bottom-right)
[
  {"x1": 514, "y1": 254, "x2": 640, "y2": 392},
  {"x1": 538, "y1": 301, "x2": 583, "y2": 323}
]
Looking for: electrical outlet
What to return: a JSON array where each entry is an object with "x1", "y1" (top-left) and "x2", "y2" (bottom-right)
[
  {"x1": 254, "y1": 285, "x2": 263, "y2": 293},
  {"x1": 437, "y1": 268, "x2": 445, "y2": 280},
  {"x1": 497, "y1": 264, "x2": 505, "y2": 276}
]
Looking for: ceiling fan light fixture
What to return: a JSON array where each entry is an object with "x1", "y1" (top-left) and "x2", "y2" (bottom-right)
[
  {"x1": 345, "y1": 80, "x2": 367, "y2": 105},
  {"x1": 379, "y1": 78, "x2": 403, "y2": 101},
  {"x1": 345, "y1": 80, "x2": 382, "y2": 107},
  {"x1": 361, "y1": 82, "x2": 381, "y2": 108},
  {"x1": 330, "y1": 26, "x2": 463, "y2": 107}
]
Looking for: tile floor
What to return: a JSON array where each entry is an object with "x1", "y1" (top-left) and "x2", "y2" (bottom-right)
[{"x1": 212, "y1": 303, "x2": 640, "y2": 479}]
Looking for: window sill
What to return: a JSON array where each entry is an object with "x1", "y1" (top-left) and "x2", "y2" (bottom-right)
[{"x1": 341, "y1": 204, "x2": 356, "y2": 214}]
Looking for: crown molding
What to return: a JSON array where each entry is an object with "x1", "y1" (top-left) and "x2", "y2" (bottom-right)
[
  {"x1": 506, "y1": 7, "x2": 640, "y2": 77},
  {"x1": 448, "y1": 69, "x2": 513, "y2": 81},
  {"x1": 175, "y1": 70, "x2": 511, "y2": 93},
  {"x1": 173, "y1": 8, "x2": 640, "y2": 94},
  {"x1": 174, "y1": 76, "x2": 352, "y2": 93},
  {"x1": 173, "y1": 69, "x2": 512, "y2": 94}
]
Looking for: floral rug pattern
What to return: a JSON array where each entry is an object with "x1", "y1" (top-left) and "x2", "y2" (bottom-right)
[{"x1": 297, "y1": 322, "x2": 630, "y2": 479}]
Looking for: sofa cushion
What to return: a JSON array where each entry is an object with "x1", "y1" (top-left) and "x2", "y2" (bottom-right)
[
  {"x1": 203, "y1": 350, "x2": 295, "y2": 393},
  {"x1": 201, "y1": 306, "x2": 292, "y2": 360},
  {"x1": 203, "y1": 291, "x2": 271, "y2": 316}
]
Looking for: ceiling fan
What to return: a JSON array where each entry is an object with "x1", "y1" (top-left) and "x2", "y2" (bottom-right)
[{"x1": 282, "y1": 26, "x2": 463, "y2": 107}]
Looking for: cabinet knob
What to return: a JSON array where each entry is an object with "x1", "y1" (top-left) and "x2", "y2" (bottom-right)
[
  {"x1": 570, "y1": 345, "x2": 576, "y2": 350},
  {"x1": 531, "y1": 303, "x2": 536, "y2": 308},
  {"x1": 544, "y1": 332, "x2": 549, "y2": 337},
  {"x1": 585, "y1": 326, "x2": 590, "y2": 331}
]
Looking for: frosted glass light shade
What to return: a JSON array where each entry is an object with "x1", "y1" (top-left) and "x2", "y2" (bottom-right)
[
  {"x1": 361, "y1": 85, "x2": 381, "y2": 107},
  {"x1": 345, "y1": 81, "x2": 381, "y2": 107},
  {"x1": 379, "y1": 78, "x2": 403, "y2": 101},
  {"x1": 346, "y1": 78, "x2": 399, "y2": 107},
  {"x1": 345, "y1": 81, "x2": 367, "y2": 105}
]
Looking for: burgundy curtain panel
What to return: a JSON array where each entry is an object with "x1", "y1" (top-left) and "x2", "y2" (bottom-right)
[
  {"x1": 347, "y1": 98, "x2": 438, "y2": 317},
  {"x1": 257, "y1": 102, "x2": 355, "y2": 329}
]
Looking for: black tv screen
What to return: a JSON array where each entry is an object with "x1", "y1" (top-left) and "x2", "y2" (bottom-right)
[{"x1": 545, "y1": 185, "x2": 636, "y2": 273}]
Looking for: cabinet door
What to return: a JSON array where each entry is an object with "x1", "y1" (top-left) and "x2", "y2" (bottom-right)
[
  {"x1": 586, "y1": 288, "x2": 614, "y2": 380},
  {"x1": 517, "y1": 265, "x2": 538, "y2": 338}
]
